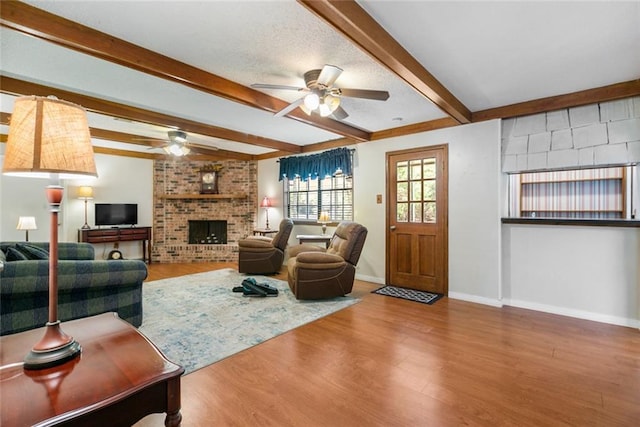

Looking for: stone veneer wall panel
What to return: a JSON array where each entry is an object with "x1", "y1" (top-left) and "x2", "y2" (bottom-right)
[
  {"x1": 502, "y1": 96, "x2": 640, "y2": 172},
  {"x1": 152, "y1": 159, "x2": 257, "y2": 263}
]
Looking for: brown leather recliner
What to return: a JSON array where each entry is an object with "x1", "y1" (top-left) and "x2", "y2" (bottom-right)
[
  {"x1": 287, "y1": 221, "x2": 368, "y2": 300},
  {"x1": 238, "y1": 218, "x2": 294, "y2": 274}
]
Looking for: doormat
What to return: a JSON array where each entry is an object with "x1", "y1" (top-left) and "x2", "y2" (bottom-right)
[{"x1": 373, "y1": 285, "x2": 443, "y2": 305}]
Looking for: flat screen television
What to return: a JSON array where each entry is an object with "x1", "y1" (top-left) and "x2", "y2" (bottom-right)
[{"x1": 95, "y1": 203, "x2": 138, "y2": 227}]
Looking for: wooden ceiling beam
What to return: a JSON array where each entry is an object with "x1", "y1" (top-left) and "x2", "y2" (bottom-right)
[
  {"x1": 0, "y1": 76, "x2": 300, "y2": 153},
  {"x1": 0, "y1": 1, "x2": 370, "y2": 142},
  {"x1": 473, "y1": 79, "x2": 640, "y2": 122},
  {"x1": 299, "y1": 0, "x2": 471, "y2": 124},
  {"x1": 89, "y1": 129, "x2": 255, "y2": 161}
]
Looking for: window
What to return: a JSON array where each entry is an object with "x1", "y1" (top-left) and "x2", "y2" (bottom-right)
[
  {"x1": 285, "y1": 173, "x2": 353, "y2": 222},
  {"x1": 396, "y1": 158, "x2": 437, "y2": 223},
  {"x1": 508, "y1": 165, "x2": 637, "y2": 219}
]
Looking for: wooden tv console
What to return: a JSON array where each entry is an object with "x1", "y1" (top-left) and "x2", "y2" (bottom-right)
[{"x1": 79, "y1": 226, "x2": 152, "y2": 264}]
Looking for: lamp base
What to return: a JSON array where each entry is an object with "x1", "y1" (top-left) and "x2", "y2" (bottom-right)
[
  {"x1": 321, "y1": 223, "x2": 327, "y2": 235},
  {"x1": 24, "y1": 322, "x2": 82, "y2": 370},
  {"x1": 81, "y1": 223, "x2": 90, "y2": 230}
]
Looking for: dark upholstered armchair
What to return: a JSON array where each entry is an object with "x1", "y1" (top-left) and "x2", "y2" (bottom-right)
[
  {"x1": 287, "y1": 221, "x2": 368, "y2": 300},
  {"x1": 238, "y1": 218, "x2": 294, "y2": 274}
]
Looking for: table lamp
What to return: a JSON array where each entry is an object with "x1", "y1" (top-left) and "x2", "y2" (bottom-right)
[
  {"x1": 318, "y1": 211, "x2": 331, "y2": 235},
  {"x1": 77, "y1": 186, "x2": 94, "y2": 229},
  {"x1": 260, "y1": 196, "x2": 272, "y2": 229},
  {"x1": 17, "y1": 216, "x2": 37, "y2": 241},
  {"x1": 3, "y1": 95, "x2": 97, "y2": 370}
]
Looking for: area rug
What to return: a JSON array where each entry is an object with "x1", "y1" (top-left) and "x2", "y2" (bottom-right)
[
  {"x1": 373, "y1": 285, "x2": 443, "y2": 305},
  {"x1": 139, "y1": 268, "x2": 359, "y2": 374}
]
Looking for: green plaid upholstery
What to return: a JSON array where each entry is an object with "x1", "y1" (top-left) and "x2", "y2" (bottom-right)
[{"x1": 1, "y1": 242, "x2": 147, "y2": 336}]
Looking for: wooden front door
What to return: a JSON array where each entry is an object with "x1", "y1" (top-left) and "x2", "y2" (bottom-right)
[{"x1": 386, "y1": 145, "x2": 448, "y2": 294}]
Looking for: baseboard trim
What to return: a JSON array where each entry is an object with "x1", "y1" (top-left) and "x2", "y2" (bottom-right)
[
  {"x1": 355, "y1": 273, "x2": 385, "y2": 285},
  {"x1": 353, "y1": 277, "x2": 639, "y2": 329},
  {"x1": 448, "y1": 292, "x2": 503, "y2": 307},
  {"x1": 504, "y1": 298, "x2": 640, "y2": 329}
]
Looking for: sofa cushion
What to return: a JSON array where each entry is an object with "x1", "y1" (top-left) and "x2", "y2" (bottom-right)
[
  {"x1": 16, "y1": 243, "x2": 49, "y2": 260},
  {"x1": 5, "y1": 247, "x2": 29, "y2": 261}
]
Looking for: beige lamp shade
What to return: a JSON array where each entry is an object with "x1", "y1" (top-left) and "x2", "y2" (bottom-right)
[
  {"x1": 2, "y1": 96, "x2": 97, "y2": 179},
  {"x1": 318, "y1": 212, "x2": 330, "y2": 223},
  {"x1": 16, "y1": 216, "x2": 37, "y2": 231},
  {"x1": 77, "y1": 186, "x2": 94, "y2": 199}
]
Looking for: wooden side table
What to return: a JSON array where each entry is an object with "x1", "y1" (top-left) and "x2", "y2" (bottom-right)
[
  {"x1": 0, "y1": 313, "x2": 184, "y2": 427},
  {"x1": 296, "y1": 234, "x2": 332, "y2": 248},
  {"x1": 253, "y1": 228, "x2": 278, "y2": 236}
]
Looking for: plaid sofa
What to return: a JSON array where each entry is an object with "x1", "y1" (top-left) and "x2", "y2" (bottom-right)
[{"x1": 1, "y1": 242, "x2": 148, "y2": 336}]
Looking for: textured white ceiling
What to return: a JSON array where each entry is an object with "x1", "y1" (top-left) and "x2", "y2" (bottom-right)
[{"x1": 2, "y1": 0, "x2": 638, "y2": 156}]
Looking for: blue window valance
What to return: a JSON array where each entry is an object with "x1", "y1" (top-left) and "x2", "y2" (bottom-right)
[{"x1": 279, "y1": 147, "x2": 353, "y2": 181}]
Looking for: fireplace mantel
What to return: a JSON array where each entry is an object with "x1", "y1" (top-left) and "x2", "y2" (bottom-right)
[{"x1": 158, "y1": 193, "x2": 247, "y2": 200}]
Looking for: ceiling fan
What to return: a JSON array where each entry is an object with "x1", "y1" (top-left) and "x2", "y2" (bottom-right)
[
  {"x1": 251, "y1": 64, "x2": 390, "y2": 120},
  {"x1": 139, "y1": 130, "x2": 218, "y2": 157}
]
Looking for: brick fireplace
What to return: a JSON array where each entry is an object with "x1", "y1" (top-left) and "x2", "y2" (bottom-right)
[{"x1": 152, "y1": 159, "x2": 257, "y2": 263}]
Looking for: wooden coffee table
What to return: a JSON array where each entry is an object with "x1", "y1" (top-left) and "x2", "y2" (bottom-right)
[{"x1": 0, "y1": 313, "x2": 184, "y2": 426}]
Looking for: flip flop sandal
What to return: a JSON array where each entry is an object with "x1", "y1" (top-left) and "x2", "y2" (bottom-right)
[
  {"x1": 242, "y1": 281, "x2": 267, "y2": 297},
  {"x1": 255, "y1": 282, "x2": 279, "y2": 296}
]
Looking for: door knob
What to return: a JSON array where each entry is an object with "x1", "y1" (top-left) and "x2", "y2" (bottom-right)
[{"x1": 390, "y1": 225, "x2": 396, "y2": 230}]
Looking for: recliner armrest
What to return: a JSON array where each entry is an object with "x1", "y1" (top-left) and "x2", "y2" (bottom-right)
[
  {"x1": 238, "y1": 238, "x2": 274, "y2": 249},
  {"x1": 294, "y1": 251, "x2": 346, "y2": 270}
]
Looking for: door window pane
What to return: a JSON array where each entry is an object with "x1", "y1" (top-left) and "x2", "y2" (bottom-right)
[
  {"x1": 423, "y1": 158, "x2": 436, "y2": 179},
  {"x1": 410, "y1": 202, "x2": 422, "y2": 222},
  {"x1": 397, "y1": 161, "x2": 408, "y2": 181},
  {"x1": 397, "y1": 203, "x2": 408, "y2": 222},
  {"x1": 424, "y1": 202, "x2": 436, "y2": 222},
  {"x1": 410, "y1": 160, "x2": 422, "y2": 180},
  {"x1": 424, "y1": 180, "x2": 436, "y2": 201},
  {"x1": 397, "y1": 182, "x2": 408, "y2": 202},
  {"x1": 410, "y1": 181, "x2": 422, "y2": 201}
]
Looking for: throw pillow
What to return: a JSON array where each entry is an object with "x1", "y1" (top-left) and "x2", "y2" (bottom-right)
[
  {"x1": 5, "y1": 247, "x2": 29, "y2": 261},
  {"x1": 16, "y1": 243, "x2": 49, "y2": 260}
]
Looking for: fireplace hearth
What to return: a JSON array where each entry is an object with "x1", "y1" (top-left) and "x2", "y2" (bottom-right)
[{"x1": 189, "y1": 220, "x2": 227, "y2": 244}]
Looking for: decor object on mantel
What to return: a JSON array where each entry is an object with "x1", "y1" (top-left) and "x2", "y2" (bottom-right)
[
  {"x1": 77, "y1": 186, "x2": 94, "y2": 229},
  {"x1": 3, "y1": 95, "x2": 97, "y2": 370},
  {"x1": 199, "y1": 164, "x2": 222, "y2": 194},
  {"x1": 16, "y1": 216, "x2": 37, "y2": 241},
  {"x1": 260, "y1": 196, "x2": 272, "y2": 229},
  {"x1": 318, "y1": 211, "x2": 330, "y2": 235}
]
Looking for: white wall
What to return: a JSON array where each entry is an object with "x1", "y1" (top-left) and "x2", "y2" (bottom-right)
[
  {"x1": 0, "y1": 151, "x2": 153, "y2": 260},
  {"x1": 258, "y1": 120, "x2": 503, "y2": 304},
  {"x1": 502, "y1": 224, "x2": 640, "y2": 327}
]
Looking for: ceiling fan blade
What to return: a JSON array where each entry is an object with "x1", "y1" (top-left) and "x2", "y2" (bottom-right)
[
  {"x1": 317, "y1": 65, "x2": 343, "y2": 88},
  {"x1": 251, "y1": 83, "x2": 307, "y2": 92},
  {"x1": 330, "y1": 106, "x2": 349, "y2": 121},
  {"x1": 274, "y1": 97, "x2": 305, "y2": 118},
  {"x1": 188, "y1": 142, "x2": 219, "y2": 152},
  {"x1": 338, "y1": 88, "x2": 390, "y2": 101}
]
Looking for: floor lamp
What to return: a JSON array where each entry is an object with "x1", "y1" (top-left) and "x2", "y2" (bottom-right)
[
  {"x1": 2, "y1": 95, "x2": 98, "y2": 370},
  {"x1": 77, "y1": 186, "x2": 94, "y2": 229}
]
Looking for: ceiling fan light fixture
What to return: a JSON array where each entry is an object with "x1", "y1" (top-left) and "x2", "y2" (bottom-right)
[
  {"x1": 299, "y1": 103, "x2": 312, "y2": 116},
  {"x1": 303, "y1": 93, "x2": 320, "y2": 111},
  {"x1": 168, "y1": 130, "x2": 187, "y2": 143},
  {"x1": 319, "y1": 94, "x2": 340, "y2": 117},
  {"x1": 164, "y1": 143, "x2": 190, "y2": 156}
]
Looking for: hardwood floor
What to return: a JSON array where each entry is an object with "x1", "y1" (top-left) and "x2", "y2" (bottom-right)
[{"x1": 136, "y1": 263, "x2": 640, "y2": 426}]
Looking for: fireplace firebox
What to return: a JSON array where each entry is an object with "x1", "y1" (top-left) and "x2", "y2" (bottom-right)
[{"x1": 188, "y1": 220, "x2": 227, "y2": 244}]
